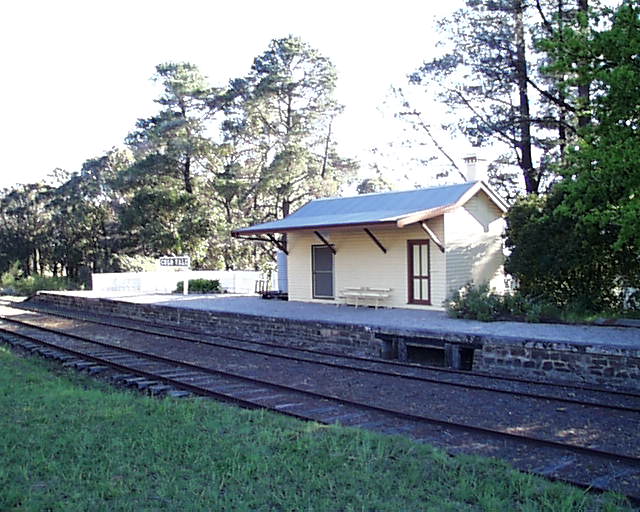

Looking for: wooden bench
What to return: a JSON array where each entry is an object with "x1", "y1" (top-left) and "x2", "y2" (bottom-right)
[{"x1": 338, "y1": 287, "x2": 392, "y2": 309}]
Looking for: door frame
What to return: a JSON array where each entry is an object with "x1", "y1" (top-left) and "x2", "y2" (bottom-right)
[
  {"x1": 407, "y1": 239, "x2": 431, "y2": 305},
  {"x1": 311, "y1": 244, "x2": 335, "y2": 299}
]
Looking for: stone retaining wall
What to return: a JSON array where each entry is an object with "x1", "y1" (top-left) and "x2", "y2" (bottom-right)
[
  {"x1": 474, "y1": 341, "x2": 640, "y2": 390},
  {"x1": 29, "y1": 293, "x2": 640, "y2": 391},
  {"x1": 29, "y1": 293, "x2": 385, "y2": 358}
]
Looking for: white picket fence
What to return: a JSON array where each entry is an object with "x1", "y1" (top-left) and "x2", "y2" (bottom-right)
[{"x1": 91, "y1": 270, "x2": 276, "y2": 295}]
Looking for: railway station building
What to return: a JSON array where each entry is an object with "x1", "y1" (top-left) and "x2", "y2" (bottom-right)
[{"x1": 232, "y1": 181, "x2": 508, "y2": 309}]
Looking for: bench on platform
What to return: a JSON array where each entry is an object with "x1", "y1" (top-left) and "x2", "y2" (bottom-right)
[{"x1": 338, "y1": 287, "x2": 392, "y2": 309}]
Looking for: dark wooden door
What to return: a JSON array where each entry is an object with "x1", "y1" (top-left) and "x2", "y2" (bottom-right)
[{"x1": 408, "y1": 240, "x2": 431, "y2": 305}]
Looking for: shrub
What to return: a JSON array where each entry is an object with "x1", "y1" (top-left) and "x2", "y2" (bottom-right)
[
  {"x1": 446, "y1": 284, "x2": 561, "y2": 323},
  {"x1": 1, "y1": 271, "x2": 77, "y2": 296},
  {"x1": 504, "y1": 193, "x2": 640, "y2": 313},
  {"x1": 0, "y1": 262, "x2": 22, "y2": 292},
  {"x1": 175, "y1": 279, "x2": 222, "y2": 294},
  {"x1": 446, "y1": 284, "x2": 507, "y2": 322}
]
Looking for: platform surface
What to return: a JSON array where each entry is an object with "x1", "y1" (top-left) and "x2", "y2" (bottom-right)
[{"x1": 34, "y1": 291, "x2": 640, "y2": 350}]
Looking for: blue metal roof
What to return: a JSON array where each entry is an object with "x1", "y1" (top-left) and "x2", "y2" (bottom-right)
[{"x1": 234, "y1": 182, "x2": 482, "y2": 235}]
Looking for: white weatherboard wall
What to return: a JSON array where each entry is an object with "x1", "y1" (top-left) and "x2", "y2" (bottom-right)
[
  {"x1": 287, "y1": 218, "x2": 446, "y2": 309},
  {"x1": 445, "y1": 190, "x2": 506, "y2": 295},
  {"x1": 91, "y1": 270, "x2": 275, "y2": 295},
  {"x1": 286, "y1": 190, "x2": 506, "y2": 310}
]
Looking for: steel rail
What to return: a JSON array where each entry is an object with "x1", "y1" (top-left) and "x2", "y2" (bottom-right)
[
  {"x1": 19, "y1": 299, "x2": 640, "y2": 400},
  {"x1": 2, "y1": 328, "x2": 639, "y2": 506},
  {"x1": 6, "y1": 307, "x2": 640, "y2": 413},
  {"x1": 0, "y1": 329, "x2": 309, "y2": 420},
  {"x1": 1, "y1": 317, "x2": 639, "y2": 468}
]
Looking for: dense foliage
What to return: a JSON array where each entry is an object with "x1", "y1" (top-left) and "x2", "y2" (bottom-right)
[
  {"x1": 0, "y1": 262, "x2": 76, "y2": 296},
  {"x1": 405, "y1": 0, "x2": 640, "y2": 316},
  {"x1": 0, "y1": 36, "x2": 356, "y2": 286},
  {"x1": 505, "y1": 1, "x2": 640, "y2": 312}
]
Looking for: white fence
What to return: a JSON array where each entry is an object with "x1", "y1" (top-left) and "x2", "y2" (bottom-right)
[{"x1": 91, "y1": 270, "x2": 276, "y2": 295}]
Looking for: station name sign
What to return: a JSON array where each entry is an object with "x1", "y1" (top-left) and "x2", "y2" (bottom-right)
[{"x1": 159, "y1": 256, "x2": 191, "y2": 268}]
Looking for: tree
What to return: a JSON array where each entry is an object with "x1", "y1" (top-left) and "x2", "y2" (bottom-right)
[
  {"x1": 222, "y1": 36, "x2": 357, "y2": 221},
  {"x1": 406, "y1": 0, "x2": 590, "y2": 199},
  {"x1": 0, "y1": 45, "x2": 357, "y2": 275},
  {"x1": 120, "y1": 63, "x2": 217, "y2": 262},
  {"x1": 207, "y1": 36, "x2": 357, "y2": 269},
  {"x1": 504, "y1": 192, "x2": 629, "y2": 310},
  {"x1": 552, "y1": 0, "x2": 640, "y2": 274},
  {"x1": 0, "y1": 183, "x2": 51, "y2": 276},
  {"x1": 505, "y1": 1, "x2": 640, "y2": 310},
  {"x1": 34, "y1": 148, "x2": 134, "y2": 282},
  {"x1": 126, "y1": 62, "x2": 215, "y2": 194}
]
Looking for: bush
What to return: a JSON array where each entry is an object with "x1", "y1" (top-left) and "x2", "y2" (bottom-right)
[
  {"x1": 14, "y1": 276, "x2": 76, "y2": 295},
  {"x1": 175, "y1": 279, "x2": 222, "y2": 294},
  {"x1": 1, "y1": 269, "x2": 77, "y2": 296},
  {"x1": 504, "y1": 193, "x2": 640, "y2": 313},
  {"x1": 446, "y1": 284, "x2": 506, "y2": 322},
  {"x1": 446, "y1": 284, "x2": 560, "y2": 323},
  {"x1": 0, "y1": 262, "x2": 22, "y2": 292}
]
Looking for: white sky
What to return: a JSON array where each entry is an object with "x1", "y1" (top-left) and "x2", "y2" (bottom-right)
[{"x1": 0, "y1": 0, "x2": 465, "y2": 190}]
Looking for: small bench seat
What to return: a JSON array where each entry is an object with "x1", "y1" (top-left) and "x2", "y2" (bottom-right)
[{"x1": 338, "y1": 287, "x2": 392, "y2": 308}]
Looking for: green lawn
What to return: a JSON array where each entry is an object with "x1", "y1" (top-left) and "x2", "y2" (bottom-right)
[{"x1": 0, "y1": 345, "x2": 632, "y2": 512}]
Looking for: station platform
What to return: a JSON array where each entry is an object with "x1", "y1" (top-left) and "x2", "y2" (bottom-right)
[{"x1": 19, "y1": 291, "x2": 640, "y2": 391}]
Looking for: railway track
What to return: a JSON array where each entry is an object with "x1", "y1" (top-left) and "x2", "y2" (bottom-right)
[
  {"x1": 0, "y1": 306, "x2": 639, "y2": 501},
  {"x1": 11, "y1": 300, "x2": 640, "y2": 412}
]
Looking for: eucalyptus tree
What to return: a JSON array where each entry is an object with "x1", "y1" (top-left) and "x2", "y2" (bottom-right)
[
  {"x1": 202, "y1": 144, "x2": 269, "y2": 270},
  {"x1": 407, "y1": 0, "x2": 591, "y2": 199},
  {"x1": 48, "y1": 149, "x2": 134, "y2": 278}
]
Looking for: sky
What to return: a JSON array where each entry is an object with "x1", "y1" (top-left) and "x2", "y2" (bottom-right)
[{"x1": 0, "y1": 0, "x2": 466, "y2": 190}]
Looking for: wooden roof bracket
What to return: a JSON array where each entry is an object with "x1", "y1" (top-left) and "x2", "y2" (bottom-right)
[
  {"x1": 420, "y1": 222, "x2": 445, "y2": 253},
  {"x1": 313, "y1": 231, "x2": 336, "y2": 254},
  {"x1": 234, "y1": 234, "x2": 288, "y2": 255},
  {"x1": 364, "y1": 228, "x2": 387, "y2": 254},
  {"x1": 266, "y1": 234, "x2": 289, "y2": 255}
]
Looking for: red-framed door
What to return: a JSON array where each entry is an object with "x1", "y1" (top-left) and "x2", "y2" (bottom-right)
[{"x1": 408, "y1": 239, "x2": 431, "y2": 305}]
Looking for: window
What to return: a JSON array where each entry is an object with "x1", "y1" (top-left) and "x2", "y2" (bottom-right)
[
  {"x1": 312, "y1": 245, "x2": 334, "y2": 299},
  {"x1": 408, "y1": 240, "x2": 430, "y2": 305}
]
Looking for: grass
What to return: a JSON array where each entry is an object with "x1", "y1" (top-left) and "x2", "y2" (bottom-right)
[{"x1": 0, "y1": 346, "x2": 633, "y2": 512}]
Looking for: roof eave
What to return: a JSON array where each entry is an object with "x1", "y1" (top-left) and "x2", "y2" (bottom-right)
[
  {"x1": 475, "y1": 181, "x2": 509, "y2": 213},
  {"x1": 395, "y1": 181, "x2": 508, "y2": 228},
  {"x1": 232, "y1": 219, "x2": 399, "y2": 237},
  {"x1": 395, "y1": 205, "x2": 456, "y2": 228},
  {"x1": 232, "y1": 181, "x2": 508, "y2": 237}
]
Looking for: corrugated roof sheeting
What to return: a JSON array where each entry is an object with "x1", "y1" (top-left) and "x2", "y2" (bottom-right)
[{"x1": 233, "y1": 181, "x2": 479, "y2": 235}]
